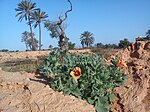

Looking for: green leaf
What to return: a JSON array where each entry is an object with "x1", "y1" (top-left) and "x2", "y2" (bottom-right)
[
  {"x1": 71, "y1": 88, "x2": 81, "y2": 98},
  {"x1": 63, "y1": 88, "x2": 71, "y2": 95},
  {"x1": 87, "y1": 98, "x2": 95, "y2": 104},
  {"x1": 95, "y1": 97, "x2": 110, "y2": 112},
  {"x1": 95, "y1": 100, "x2": 107, "y2": 112},
  {"x1": 109, "y1": 93, "x2": 115, "y2": 102}
]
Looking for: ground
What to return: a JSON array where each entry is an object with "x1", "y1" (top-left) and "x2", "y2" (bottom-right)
[
  {"x1": 0, "y1": 50, "x2": 96, "y2": 112},
  {"x1": 0, "y1": 41, "x2": 150, "y2": 112},
  {"x1": 0, "y1": 70, "x2": 95, "y2": 112}
]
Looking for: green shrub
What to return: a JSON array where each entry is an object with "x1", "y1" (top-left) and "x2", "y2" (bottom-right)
[
  {"x1": 40, "y1": 50, "x2": 127, "y2": 112},
  {"x1": 0, "y1": 49, "x2": 9, "y2": 52}
]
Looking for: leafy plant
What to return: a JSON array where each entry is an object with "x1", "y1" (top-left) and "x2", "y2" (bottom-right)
[
  {"x1": 118, "y1": 38, "x2": 131, "y2": 49},
  {"x1": 40, "y1": 50, "x2": 127, "y2": 112}
]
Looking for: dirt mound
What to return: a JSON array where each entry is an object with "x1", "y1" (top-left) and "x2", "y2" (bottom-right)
[
  {"x1": 0, "y1": 41, "x2": 149, "y2": 112},
  {"x1": 69, "y1": 49, "x2": 93, "y2": 54},
  {"x1": 111, "y1": 41, "x2": 150, "y2": 112},
  {"x1": 0, "y1": 51, "x2": 50, "y2": 64},
  {"x1": 0, "y1": 69, "x2": 95, "y2": 112},
  {"x1": 0, "y1": 50, "x2": 93, "y2": 63}
]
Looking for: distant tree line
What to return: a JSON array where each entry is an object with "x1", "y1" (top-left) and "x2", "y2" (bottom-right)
[
  {"x1": 14, "y1": 0, "x2": 150, "y2": 51},
  {"x1": 0, "y1": 49, "x2": 9, "y2": 52},
  {"x1": 94, "y1": 38, "x2": 131, "y2": 49},
  {"x1": 0, "y1": 49, "x2": 20, "y2": 52},
  {"x1": 79, "y1": 31, "x2": 131, "y2": 49},
  {"x1": 80, "y1": 30, "x2": 150, "y2": 49}
]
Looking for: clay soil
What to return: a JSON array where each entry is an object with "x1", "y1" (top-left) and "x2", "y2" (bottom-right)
[
  {"x1": 0, "y1": 41, "x2": 150, "y2": 112},
  {"x1": 0, "y1": 50, "x2": 95, "y2": 112}
]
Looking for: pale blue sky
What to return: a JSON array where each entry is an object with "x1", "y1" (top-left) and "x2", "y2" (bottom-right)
[{"x1": 0, "y1": 0, "x2": 150, "y2": 51}]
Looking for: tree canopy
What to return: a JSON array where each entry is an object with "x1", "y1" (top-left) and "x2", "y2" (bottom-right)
[
  {"x1": 118, "y1": 38, "x2": 131, "y2": 48},
  {"x1": 80, "y1": 31, "x2": 94, "y2": 48},
  {"x1": 21, "y1": 31, "x2": 38, "y2": 50}
]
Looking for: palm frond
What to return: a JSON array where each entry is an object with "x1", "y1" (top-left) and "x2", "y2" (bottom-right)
[
  {"x1": 80, "y1": 31, "x2": 94, "y2": 47},
  {"x1": 15, "y1": 0, "x2": 37, "y2": 22}
]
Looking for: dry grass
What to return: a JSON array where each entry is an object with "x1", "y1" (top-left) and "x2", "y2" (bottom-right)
[
  {"x1": 91, "y1": 48, "x2": 120, "y2": 58},
  {"x1": 0, "y1": 49, "x2": 120, "y2": 72},
  {"x1": 0, "y1": 57, "x2": 45, "y2": 73}
]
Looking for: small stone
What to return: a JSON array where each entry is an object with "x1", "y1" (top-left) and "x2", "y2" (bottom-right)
[{"x1": 144, "y1": 42, "x2": 150, "y2": 50}]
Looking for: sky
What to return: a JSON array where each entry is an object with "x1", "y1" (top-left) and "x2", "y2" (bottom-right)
[{"x1": 0, "y1": 0, "x2": 150, "y2": 51}]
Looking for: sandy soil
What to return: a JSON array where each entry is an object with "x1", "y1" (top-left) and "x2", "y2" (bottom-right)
[
  {"x1": 0, "y1": 41, "x2": 150, "y2": 112},
  {"x1": 0, "y1": 49, "x2": 96, "y2": 112},
  {"x1": 0, "y1": 69, "x2": 95, "y2": 112}
]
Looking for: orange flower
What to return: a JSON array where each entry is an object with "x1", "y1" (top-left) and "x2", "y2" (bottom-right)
[
  {"x1": 49, "y1": 74, "x2": 54, "y2": 79},
  {"x1": 70, "y1": 67, "x2": 81, "y2": 80},
  {"x1": 117, "y1": 60, "x2": 127, "y2": 68}
]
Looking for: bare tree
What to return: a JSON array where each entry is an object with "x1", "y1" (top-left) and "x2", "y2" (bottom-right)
[
  {"x1": 44, "y1": 0, "x2": 72, "y2": 52},
  {"x1": 21, "y1": 31, "x2": 38, "y2": 50}
]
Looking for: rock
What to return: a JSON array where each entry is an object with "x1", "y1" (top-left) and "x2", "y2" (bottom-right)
[
  {"x1": 0, "y1": 51, "x2": 50, "y2": 63},
  {"x1": 144, "y1": 41, "x2": 150, "y2": 51},
  {"x1": 111, "y1": 41, "x2": 150, "y2": 112},
  {"x1": 0, "y1": 71, "x2": 95, "y2": 112}
]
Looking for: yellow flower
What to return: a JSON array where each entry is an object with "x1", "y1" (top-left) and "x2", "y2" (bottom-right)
[{"x1": 70, "y1": 67, "x2": 81, "y2": 80}]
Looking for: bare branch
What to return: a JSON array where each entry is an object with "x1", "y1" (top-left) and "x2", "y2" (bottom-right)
[
  {"x1": 57, "y1": 0, "x2": 72, "y2": 25},
  {"x1": 63, "y1": 0, "x2": 72, "y2": 21}
]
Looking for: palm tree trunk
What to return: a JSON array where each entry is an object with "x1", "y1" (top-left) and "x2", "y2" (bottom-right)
[
  {"x1": 28, "y1": 15, "x2": 36, "y2": 51},
  {"x1": 39, "y1": 23, "x2": 42, "y2": 50}
]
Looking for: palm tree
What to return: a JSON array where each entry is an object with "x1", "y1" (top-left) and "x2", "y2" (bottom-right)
[
  {"x1": 15, "y1": 0, "x2": 38, "y2": 51},
  {"x1": 31, "y1": 9, "x2": 48, "y2": 50},
  {"x1": 80, "y1": 31, "x2": 94, "y2": 48}
]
